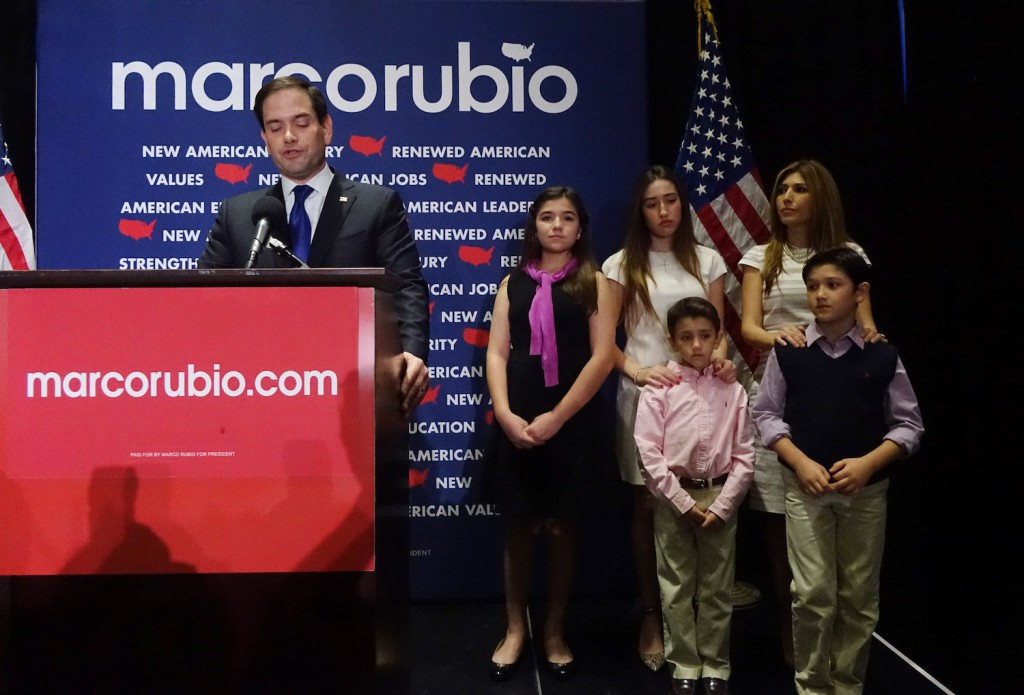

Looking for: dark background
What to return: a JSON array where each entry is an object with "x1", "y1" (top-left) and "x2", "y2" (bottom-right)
[{"x1": 2, "y1": 1, "x2": 1020, "y2": 692}]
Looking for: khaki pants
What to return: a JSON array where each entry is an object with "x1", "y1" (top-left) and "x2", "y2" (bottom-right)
[
  {"x1": 653, "y1": 486, "x2": 736, "y2": 681},
  {"x1": 783, "y1": 469, "x2": 889, "y2": 695}
]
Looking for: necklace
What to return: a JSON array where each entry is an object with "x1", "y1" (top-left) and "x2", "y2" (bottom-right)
[
  {"x1": 650, "y1": 250, "x2": 675, "y2": 271},
  {"x1": 783, "y1": 244, "x2": 812, "y2": 263}
]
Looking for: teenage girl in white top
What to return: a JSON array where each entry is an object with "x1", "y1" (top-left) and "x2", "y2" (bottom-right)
[{"x1": 602, "y1": 165, "x2": 735, "y2": 671}]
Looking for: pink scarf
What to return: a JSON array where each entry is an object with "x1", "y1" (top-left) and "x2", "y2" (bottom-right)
[{"x1": 523, "y1": 258, "x2": 578, "y2": 387}]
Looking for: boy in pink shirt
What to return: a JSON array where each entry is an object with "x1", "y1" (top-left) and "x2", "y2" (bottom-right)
[{"x1": 634, "y1": 297, "x2": 755, "y2": 695}]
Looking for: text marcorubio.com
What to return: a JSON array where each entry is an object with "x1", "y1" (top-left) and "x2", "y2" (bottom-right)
[{"x1": 25, "y1": 365, "x2": 339, "y2": 398}]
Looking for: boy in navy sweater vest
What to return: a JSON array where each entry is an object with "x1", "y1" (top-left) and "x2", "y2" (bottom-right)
[{"x1": 751, "y1": 247, "x2": 924, "y2": 695}]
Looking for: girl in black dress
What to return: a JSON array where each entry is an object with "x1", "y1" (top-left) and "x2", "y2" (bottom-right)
[{"x1": 485, "y1": 186, "x2": 616, "y2": 681}]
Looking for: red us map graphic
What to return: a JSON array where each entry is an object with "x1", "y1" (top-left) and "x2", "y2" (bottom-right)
[
  {"x1": 420, "y1": 384, "x2": 441, "y2": 404},
  {"x1": 119, "y1": 219, "x2": 156, "y2": 239},
  {"x1": 409, "y1": 468, "x2": 430, "y2": 488},
  {"x1": 349, "y1": 135, "x2": 386, "y2": 156},
  {"x1": 463, "y1": 327, "x2": 489, "y2": 347},
  {"x1": 214, "y1": 162, "x2": 252, "y2": 184},
  {"x1": 433, "y1": 162, "x2": 468, "y2": 183},
  {"x1": 458, "y1": 245, "x2": 493, "y2": 266}
]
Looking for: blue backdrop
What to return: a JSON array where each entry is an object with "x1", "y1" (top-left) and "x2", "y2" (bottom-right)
[{"x1": 36, "y1": 0, "x2": 647, "y2": 599}]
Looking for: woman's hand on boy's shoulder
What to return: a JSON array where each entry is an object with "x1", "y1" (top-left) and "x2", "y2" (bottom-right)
[
  {"x1": 773, "y1": 324, "x2": 807, "y2": 348},
  {"x1": 712, "y1": 357, "x2": 737, "y2": 383},
  {"x1": 636, "y1": 364, "x2": 681, "y2": 388},
  {"x1": 859, "y1": 324, "x2": 887, "y2": 344}
]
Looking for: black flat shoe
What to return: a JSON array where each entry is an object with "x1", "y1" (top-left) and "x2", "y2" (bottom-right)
[
  {"x1": 489, "y1": 660, "x2": 519, "y2": 682},
  {"x1": 547, "y1": 658, "x2": 575, "y2": 680},
  {"x1": 489, "y1": 639, "x2": 521, "y2": 682}
]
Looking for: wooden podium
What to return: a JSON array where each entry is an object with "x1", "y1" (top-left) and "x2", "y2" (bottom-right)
[{"x1": 0, "y1": 269, "x2": 410, "y2": 692}]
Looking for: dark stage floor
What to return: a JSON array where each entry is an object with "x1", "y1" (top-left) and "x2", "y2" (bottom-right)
[
  {"x1": 0, "y1": 577, "x2": 975, "y2": 694},
  {"x1": 0, "y1": 495, "x2": 987, "y2": 694},
  {"x1": 408, "y1": 595, "x2": 954, "y2": 695}
]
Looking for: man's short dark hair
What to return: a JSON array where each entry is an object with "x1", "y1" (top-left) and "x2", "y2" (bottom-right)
[
  {"x1": 253, "y1": 76, "x2": 329, "y2": 128},
  {"x1": 802, "y1": 247, "x2": 871, "y2": 286},
  {"x1": 667, "y1": 296, "x2": 721, "y2": 334}
]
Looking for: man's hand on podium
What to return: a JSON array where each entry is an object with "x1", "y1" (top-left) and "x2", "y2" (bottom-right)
[{"x1": 400, "y1": 352, "x2": 429, "y2": 418}]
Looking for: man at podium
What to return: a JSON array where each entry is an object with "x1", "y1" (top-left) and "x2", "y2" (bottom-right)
[{"x1": 198, "y1": 76, "x2": 429, "y2": 415}]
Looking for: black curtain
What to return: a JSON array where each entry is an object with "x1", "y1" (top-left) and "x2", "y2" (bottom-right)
[{"x1": 2, "y1": 1, "x2": 1019, "y2": 691}]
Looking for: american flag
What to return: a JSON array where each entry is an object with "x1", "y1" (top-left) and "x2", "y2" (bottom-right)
[
  {"x1": 1, "y1": 123, "x2": 36, "y2": 270},
  {"x1": 674, "y1": 7, "x2": 770, "y2": 381}
]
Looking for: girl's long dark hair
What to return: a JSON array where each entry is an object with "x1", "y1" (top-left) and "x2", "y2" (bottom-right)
[{"x1": 520, "y1": 186, "x2": 599, "y2": 314}]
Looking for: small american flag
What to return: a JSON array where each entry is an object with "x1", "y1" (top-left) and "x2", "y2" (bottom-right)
[
  {"x1": 1, "y1": 123, "x2": 36, "y2": 270},
  {"x1": 674, "y1": 3, "x2": 770, "y2": 380}
]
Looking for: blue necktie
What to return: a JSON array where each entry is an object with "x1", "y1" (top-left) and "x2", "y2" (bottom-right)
[{"x1": 289, "y1": 184, "x2": 313, "y2": 263}]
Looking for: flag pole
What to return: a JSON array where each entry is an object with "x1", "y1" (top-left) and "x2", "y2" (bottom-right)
[
  {"x1": 674, "y1": 0, "x2": 773, "y2": 385},
  {"x1": 695, "y1": 0, "x2": 719, "y2": 54}
]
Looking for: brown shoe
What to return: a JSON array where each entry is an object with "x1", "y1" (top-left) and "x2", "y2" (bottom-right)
[{"x1": 639, "y1": 604, "x2": 665, "y2": 672}]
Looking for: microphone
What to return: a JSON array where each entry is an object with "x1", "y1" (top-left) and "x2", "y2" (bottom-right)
[
  {"x1": 245, "y1": 196, "x2": 287, "y2": 269},
  {"x1": 267, "y1": 236, "x2": 310, "y2": 268}
]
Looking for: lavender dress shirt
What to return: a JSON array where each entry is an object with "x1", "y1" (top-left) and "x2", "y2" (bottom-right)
[{"x1": 751, "y1": 322, "x2": 925, "y2": 458}]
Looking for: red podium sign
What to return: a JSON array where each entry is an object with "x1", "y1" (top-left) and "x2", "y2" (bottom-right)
[{"x1": 1, "y1": 280, "x2": 378, "y2": 575}]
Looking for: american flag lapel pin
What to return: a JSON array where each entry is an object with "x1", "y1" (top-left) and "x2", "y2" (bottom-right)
[{"x1": 340, "y1": 196, "x2": 348, "y2": 203}]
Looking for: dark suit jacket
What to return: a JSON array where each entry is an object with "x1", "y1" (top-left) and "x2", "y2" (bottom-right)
[{"x1": 199, "y1": 170, "x2": 429, "y2": 360}]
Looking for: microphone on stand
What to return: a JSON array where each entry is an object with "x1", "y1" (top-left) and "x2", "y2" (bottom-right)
[
  {"x1": 245, "y1": 196, "x2": 287, "y2": 269},
  {"x1": 267, "y1": 237, "x2": 310, "y2": 269}
]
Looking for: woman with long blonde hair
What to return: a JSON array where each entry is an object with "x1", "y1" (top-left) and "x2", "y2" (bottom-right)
[{"x1": 739, "y1": 159, "x2": 881, "y2": 666}]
